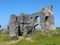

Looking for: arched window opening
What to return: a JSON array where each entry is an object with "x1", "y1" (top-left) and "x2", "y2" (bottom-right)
[{"x1": 35, "y1": 16, "x2": 41, "y2": 30}]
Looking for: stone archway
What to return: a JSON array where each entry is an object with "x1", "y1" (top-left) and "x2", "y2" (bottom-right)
[{"x1": 34, "y1": 16, "x2": 41, "y2": 30}]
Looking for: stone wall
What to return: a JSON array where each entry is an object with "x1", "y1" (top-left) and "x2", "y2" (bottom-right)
[{"x1": 7, "y1": 4, "x2": 56, "y2": 38}]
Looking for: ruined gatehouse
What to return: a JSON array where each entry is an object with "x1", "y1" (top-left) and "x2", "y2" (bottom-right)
[{"x1": 7, "y1": 4, "x2": 56, "y2": 38}]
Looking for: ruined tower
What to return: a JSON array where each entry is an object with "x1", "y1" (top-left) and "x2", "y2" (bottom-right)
[{"x1": 7, "y1": 4, "x2": 56, "y2": 38}]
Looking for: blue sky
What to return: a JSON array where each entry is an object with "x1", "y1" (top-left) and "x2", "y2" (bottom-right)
[{"x1": 0, "y1": 0, "x2": 60, "y2": 29}]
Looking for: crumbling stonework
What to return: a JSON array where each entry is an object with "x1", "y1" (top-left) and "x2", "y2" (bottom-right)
[{"x1": 7, "y1": 4, "x2": 56, "y2": 38}]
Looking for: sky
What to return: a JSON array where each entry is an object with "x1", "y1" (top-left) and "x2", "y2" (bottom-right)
[{"x1": 0, "y1": 0, "x2": 60, "y2": 29}]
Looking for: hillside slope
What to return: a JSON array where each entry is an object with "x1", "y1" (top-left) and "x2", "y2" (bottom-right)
[{"x1": 0, "y1": 28, "x2": 60, "y2": 45}]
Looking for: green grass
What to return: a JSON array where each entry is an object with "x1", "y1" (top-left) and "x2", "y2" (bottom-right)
[
  {"x1": 0, "y1": 27, "x2": 60, "y2": 45},
  {"x1": 0, "y1": 33, "x2": 12, "y2": 42},
  {"x1": 10, "y1": 28, "x2": 60, "y2": 45},
  {"x1": 0, "y1": 30, "x2": 13, "y2": 42}
]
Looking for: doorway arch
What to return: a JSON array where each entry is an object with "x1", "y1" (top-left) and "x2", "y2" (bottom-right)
[{"x1": 35, "y1": 16, "x2": 41, "y2": 30}]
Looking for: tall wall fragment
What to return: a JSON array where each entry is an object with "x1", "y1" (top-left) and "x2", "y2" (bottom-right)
[{"x1": 7, "y1": 4, "x2": 56, "y2": 38}]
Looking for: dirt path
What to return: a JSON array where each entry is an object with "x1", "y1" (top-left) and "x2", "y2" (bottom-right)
[
  {"x1": 0, "y1": 36, "x2": 34, "y2": 45},
  {"x1": 25, "y1": 37, "x2": 34, "y2": 42},
  {"x1": 6, "y1": 36, "x2": 24, "y2": 45},
  {"x1": 0, "y1": 42, "x2": 7, "y2": 45},
  {"x1": 0, "y1": 36, "x2": 24, "y2": 45}
]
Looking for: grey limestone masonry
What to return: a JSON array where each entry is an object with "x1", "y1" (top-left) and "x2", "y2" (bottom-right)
[{"x1": 7, "y1": 4, "x2": 56, "y2": 38}]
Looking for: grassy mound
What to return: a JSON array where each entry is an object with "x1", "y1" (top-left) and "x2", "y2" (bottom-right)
[
  {"x1": 0, "y1": 27, "x2": 60, "y2": 45},
  {"x1": 10, "y1": 28, "x2": 60, "y2": 45}
]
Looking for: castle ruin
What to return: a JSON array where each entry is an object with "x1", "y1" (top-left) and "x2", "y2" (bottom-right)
[{"x1": 7, "y1": 4, "x2": 56, "y2": 38}]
